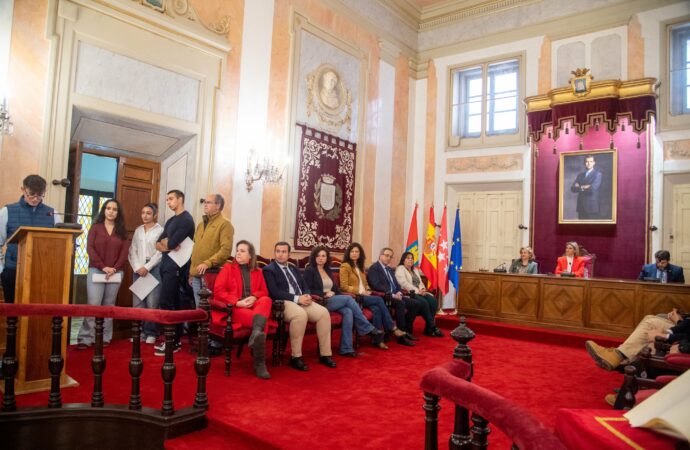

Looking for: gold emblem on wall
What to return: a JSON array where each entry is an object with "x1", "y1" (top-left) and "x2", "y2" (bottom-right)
[
  {"x1": 306, "y1": 64, "x2": 352, "y2": 132},
  {"x1": 570, "y1": 68, "x2": 594, "y2": 97}
]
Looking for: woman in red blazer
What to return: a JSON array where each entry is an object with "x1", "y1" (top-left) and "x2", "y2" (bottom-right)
[
  {"x1": 213, "y1": 240, "x2": 272, "y2": 379},
  {"x1": 555, "y1": 241, "x2": 585, "y2": 277}
]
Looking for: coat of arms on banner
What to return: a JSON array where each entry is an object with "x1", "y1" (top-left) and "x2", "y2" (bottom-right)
[
  {"x1": 306, "y1": 64, "x2": 352, "y2": 132},
  {"x1": 314, "y1": 174, "x2": 342, "y2": 220}
]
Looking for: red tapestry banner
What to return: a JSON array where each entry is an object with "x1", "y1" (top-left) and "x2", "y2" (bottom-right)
[{"x1": 294, "y1": 124, "x2": 357, "y2": 252}]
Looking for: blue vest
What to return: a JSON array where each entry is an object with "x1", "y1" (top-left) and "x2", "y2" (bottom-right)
[{"x1": 5, "y1": 197, "x2": 55, "y2": 269}]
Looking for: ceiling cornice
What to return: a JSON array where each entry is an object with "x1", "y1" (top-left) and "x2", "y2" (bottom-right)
[{"x1": 376, "y1": 0, "x2": 541, "y2": 31}]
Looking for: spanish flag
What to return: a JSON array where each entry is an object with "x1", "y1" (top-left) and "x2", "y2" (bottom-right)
[
  {"x1": 405, "y1": 204, "x2": 420, "y2": 266},
  {"x1": 420, "y1": 206, "x2": 438, "y2": 290}
]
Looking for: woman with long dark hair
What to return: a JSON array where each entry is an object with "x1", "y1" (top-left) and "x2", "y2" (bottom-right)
[
  {"x1": 128, "y1": 202, "x2": 163, "y2": 344},
  {"x1": 212, "y1": 240, "x2": 272, "y2": 379},
  {"x1": 395, "y1": 251, "x2": 444, "y2": 337},
  {"x1": 339, "y1": 242, "x2": 407, "y2": 349},
  {"x1": 303, "y1": 245, "x2": 382, "y2": 357},
  {"x1": 77, "y1": 199, "x2": 129, "y2": 349}
]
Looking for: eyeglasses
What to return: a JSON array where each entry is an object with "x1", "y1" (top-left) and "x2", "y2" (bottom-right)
[
  {"x1": 24, "y1": 192, "x2": 46, "y2": 200},
  {"x1": 203, "y1": 201, "x2": 218, "y2": 205}
]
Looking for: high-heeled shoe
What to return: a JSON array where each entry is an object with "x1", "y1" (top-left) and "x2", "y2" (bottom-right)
[
  {"x1": 392, "y1": 328, "x2": 406, "y2": 338},
  {"x1": 376, "y1": 342, "x2": 389, "y2": 350}
]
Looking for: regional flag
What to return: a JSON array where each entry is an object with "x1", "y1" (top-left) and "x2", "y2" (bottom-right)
[
  {"x1": 405, "y1": 204, "x2": 420, "y2": 266},
  {"x1": 420, "y1": 206, "x2": 437, "y2": 290},
  {"x1": 437, "y1": 205, "x2": 449, "y2": 295},
  {"x1": 448, "y1": 207, "x2": 463, "y2": 291}
]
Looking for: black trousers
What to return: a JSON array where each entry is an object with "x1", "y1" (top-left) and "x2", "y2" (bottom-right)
[
  {"x1": 159, "y1": 259, "x2": 188, "y2": 343},
  {"x1": 411, "y1": 293, "x2": 437, "y2": 332},
  {"x1": 391, "y1": 296, "x2": 420, "y2": 333},
  {"x1": 1, "y1": 268, "x2": 17, "y2": 303}
]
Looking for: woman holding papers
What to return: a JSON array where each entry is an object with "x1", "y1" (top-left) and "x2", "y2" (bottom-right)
[
  {"x1": 77, "y1": 199, "x2": 129, "y2": 349},
  {"x1": 128, "y1": 203, "x2": 163, "y2": 345},
  {"x1": 212, "y1": 240, "x2": 272, "y2": 379}
]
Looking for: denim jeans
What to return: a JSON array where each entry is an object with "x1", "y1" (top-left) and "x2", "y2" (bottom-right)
[
  {"x1": 77, "y1": 267, "x2": 123, "y2": 345},
  {"x1": 361, "y1": 295, "x2": 394, "y2": 331},
  {"x1": 132, "y1": 265, "x2": 161, "y2": 338},
  {"x1": 326, "y1": 295, "x2": 376, "y2": 354},
  {"x1": 191, "y1": 275, "x2": 201, "y2": 308}
]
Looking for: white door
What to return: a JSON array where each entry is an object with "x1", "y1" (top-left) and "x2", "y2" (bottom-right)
[
  {"x1": 672, "y1": 184, "x2": 690, "y2": 280},
  {"x1": 455, "y1": 190, "x2": 521, "y2": 271}
]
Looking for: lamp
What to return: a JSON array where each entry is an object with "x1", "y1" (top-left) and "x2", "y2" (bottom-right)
[
  {"x1": 0, "y1": 97, "x2": 13, "y2": 136},
  {"x1": 245, "y1": 148, "x2": 285, "y2": 192}
]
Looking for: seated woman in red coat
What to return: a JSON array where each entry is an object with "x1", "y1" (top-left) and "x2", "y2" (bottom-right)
[
  {"x1": 213, "y1": 239, "x2": 272, "y2": 379},
  {"x1": 554, "y1": 241, "x2": 585, "y2": 277}
]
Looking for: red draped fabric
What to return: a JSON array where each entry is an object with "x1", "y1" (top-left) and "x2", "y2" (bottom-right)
[
  {"x1": 294, "y1": 124, "x2": 357, "y2": 252},
  {"x1": 528, "y1": 95, "x2": 656, "y2": 141},
  {"x1": 555, "y1": 409, "x2": 681, "y2": 450}
]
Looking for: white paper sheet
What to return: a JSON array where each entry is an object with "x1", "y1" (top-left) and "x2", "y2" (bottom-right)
[
  {"x1": 92, "y1": 272, "x2": 123, "y2": 283},
  {"x1": 168, "y1": 237, "x2": 194, "y2": 267},
  {"x1": 129, "y1": 274, "x2": 160, "y2": 299}
]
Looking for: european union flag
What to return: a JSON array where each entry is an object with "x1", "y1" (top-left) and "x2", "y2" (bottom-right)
[{"x1": 448, "y1": 208, "x2": 462, "y2": 290}]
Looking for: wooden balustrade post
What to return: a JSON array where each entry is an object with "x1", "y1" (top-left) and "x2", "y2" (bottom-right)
[
  {"x1": 470, "y1": 413, "x2": 490, "y2": 449},
  {"x1": 161, "y1": 324, "x2": 176, "y2": 417},
  {"x1": 194, "y1": 280, "x2": 211, "y2": 409},
  {"x1": 48, "y1": 316, "x2": 64, "y2": 408},
  {"x1": 450, "y1": 316, "x2": 476, "y2": 450},
  {"x1": 423, "y1": 392, "x2": 440, "y2": 450},
  {"x1": 129, "y1": 320, "x2": 143, "y2": 410},
  {"x1": 613, "y1": 365, "x2": 638, "y2": 410},
  {"x1": 2, "y1": 316, "x2": 18, "y2": 412},
  {"x1": 91, "y1": 317, "x2": 106, "y2": 407}
]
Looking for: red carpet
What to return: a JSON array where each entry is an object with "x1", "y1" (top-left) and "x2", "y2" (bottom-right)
[{"x1": 15, "y1": 318, "x2": 624, "y2": 449}]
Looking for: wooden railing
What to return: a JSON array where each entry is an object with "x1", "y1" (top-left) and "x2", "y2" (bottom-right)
[
  {"x1": 421, "y1": 317, "x2": 566, "y2": 450},
  {"x1": 0, "y1": 298, "x2": 211, "y2": 450}
]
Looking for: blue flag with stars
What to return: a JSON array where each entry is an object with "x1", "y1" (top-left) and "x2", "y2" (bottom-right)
[{"x1": 448, "y1": 208, "x2": 462, "y2": 290}]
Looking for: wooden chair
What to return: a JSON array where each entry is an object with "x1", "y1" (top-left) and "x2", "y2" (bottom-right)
[
  {"x1": 579, "y1": 246, "x2": 596, "y2": 277},
  {"x1": 612, "y1": 343, "x2": 690, "y2": 409},
  {"x1": 203, "y1": 263, "x2": 284, "y2": 376}
]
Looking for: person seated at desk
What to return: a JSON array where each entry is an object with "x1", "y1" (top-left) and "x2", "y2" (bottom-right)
[
  {"x1": 509, "y1": 246, "x2": 538, "y2": 274},
  {"x1": 585, "y1": 308, "x2": 689, "y2": 371},
  {"x1": 638, "y1": 250, "x2": 685, "y2": 283},
  {"x1": 554, "y1": 241, "x2": 584, "y2": 277}
]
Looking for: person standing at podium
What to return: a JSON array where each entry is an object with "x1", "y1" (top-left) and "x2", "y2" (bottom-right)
[
  {"x1": 77, "y1": 199, "x2": 129, "y2": 349},
  {"x1": 0, "y1": 175, "x2": 56, "y2": 303}
]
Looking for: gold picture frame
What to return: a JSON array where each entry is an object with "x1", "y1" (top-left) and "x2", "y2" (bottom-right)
[{"x1": 559, "y1": 149, "x2": 617, "y2": 224}]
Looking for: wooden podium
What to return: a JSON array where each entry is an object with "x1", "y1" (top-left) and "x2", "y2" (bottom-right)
[{"x1": 4, "y1": 226, "x2": 82, "y2": 394}]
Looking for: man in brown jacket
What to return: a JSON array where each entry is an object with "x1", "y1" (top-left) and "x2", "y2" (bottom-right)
[{"x1": 190, "y1": 193, "x2": 234, "y2": 307}]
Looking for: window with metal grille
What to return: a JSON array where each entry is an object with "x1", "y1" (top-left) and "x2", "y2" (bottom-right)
[{"x1": 73, "y1": 190, "x2": 113, "y2": 274}]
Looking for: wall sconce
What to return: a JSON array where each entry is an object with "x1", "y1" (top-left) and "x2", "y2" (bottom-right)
[
  {"x1": 245, "y1": 148, "x2": 285, "y2": 192},
  {"x1": 0, "y1": 97, "x2": 13, "y2": 136}
]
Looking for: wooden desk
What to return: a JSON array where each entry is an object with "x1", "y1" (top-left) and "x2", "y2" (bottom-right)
[{"x1": 457, "y1": 271, "x2": 690, "y2": 338}]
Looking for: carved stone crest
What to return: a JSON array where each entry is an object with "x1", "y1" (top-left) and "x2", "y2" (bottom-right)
[
  {"x1": 314, "y1": 174, "x2": 342, "y2": 221},
  {"x1": 306, "y1": 64, "x2": 352, "y2": 132}
]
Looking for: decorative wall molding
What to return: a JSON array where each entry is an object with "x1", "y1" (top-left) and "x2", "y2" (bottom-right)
[
  {"x1": 664, "y1": 139, "x2": 690, "y2": 161},
  {"x1": 131, "y1": 0, "x2": 231, "y2": 36},
  {"x1": 446, "y1": 154, "x2": 523, "y2": 174}
]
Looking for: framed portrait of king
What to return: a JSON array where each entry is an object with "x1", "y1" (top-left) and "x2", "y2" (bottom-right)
[{"x1": 559, "y1": 149, "x2": 617, "y2": 224}]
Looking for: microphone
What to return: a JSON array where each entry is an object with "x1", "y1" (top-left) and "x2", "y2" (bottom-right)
[
  {"x1": 47, "y1": 211, "x2": 88, "y2": 217},
  {"x1": 493, "y1": 262, "x2": 507, "y2": 273}
]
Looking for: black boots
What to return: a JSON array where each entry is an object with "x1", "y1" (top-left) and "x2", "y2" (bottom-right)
[{"x1": 249, "y1": 315, "x2": 270, "y2": 379}]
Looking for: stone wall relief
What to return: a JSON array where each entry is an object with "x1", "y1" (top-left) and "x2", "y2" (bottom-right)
[{"x1": 306, "y1": 64, "x2": 352, "y2": 133}]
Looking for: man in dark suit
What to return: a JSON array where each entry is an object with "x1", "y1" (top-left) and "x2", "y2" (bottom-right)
[
  {"x1": 367, "y1": 248, "x2": 418, "y2": 345},
  {"x1": 638, "y1": 250, "x2": 685, "y2": 283},
  {"x1": 262, "y1": 241, "x2": 335, "y2": 371},
  {"x1": 571, "y1": 155, "x2": 603, "y2": 219}
]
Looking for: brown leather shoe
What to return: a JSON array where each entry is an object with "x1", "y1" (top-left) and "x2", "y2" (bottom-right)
[
  {"x1": 585, "y1": 340, "x2": 623, "y2": 371},
  {"x1": 605, "y1": 393, "x2": 617, "y2": 407}
]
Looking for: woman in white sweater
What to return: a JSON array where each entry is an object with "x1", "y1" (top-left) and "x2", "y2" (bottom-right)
[
  {"x1": 128, "y1": 202, "x2": 164, "y2": 344},
  {"x1": 395, "y1": 252, "x2": 444, "y2": 338}
]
